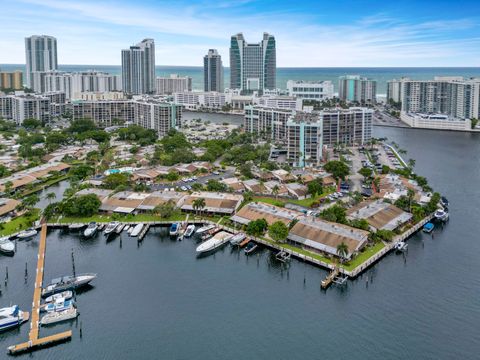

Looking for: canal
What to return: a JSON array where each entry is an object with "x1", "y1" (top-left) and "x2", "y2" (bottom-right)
[{"x1": 0, "y1": 126, "x2": 479, "y2": 359}]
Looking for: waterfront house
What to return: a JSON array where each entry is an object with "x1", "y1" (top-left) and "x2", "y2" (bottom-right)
[
  {"x1": 347, "y1": 199, "x2": 413, "y2": 231},
  {"x1": 181, "y1": 192, "x2": 243, "y2": 215},
  {"x1": 288, "y1": 218, "x2": 369, "y2": 259},
  {"x1": 0, "y1": 197, "x2": 21, "y2": 220},
  {"x1": 285, "y1": 183, "x2": 309, "y2": 200},
  {"x1": 231, "y1": 202, "x2": 302, "y2": 226}
]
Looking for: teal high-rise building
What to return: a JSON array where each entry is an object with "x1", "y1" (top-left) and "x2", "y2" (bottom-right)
[
  {"x1": 230, "y1": 33, "x2": 276, "y2": 95},
  {"x1": 338, "y1": 75, "x2": 377, "y2": 104}
]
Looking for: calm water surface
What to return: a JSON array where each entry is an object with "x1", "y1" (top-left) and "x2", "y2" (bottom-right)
[{"x1": 0, "y1": 127, "x2": 479, "y2": 359}]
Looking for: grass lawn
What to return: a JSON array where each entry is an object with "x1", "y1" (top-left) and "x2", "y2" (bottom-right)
[
  {"x1": 56, "y1": 212, "x2": 187, "y2": 224},
  {"x1": 0, "y1": 209, "x2": 40, "y2": 236},
  {"x1": 341, "y1": 242, "x2": 385, "y2": 271},
  {"x1": 253, "y1": 189, "x2": 335, "y2": 209}
]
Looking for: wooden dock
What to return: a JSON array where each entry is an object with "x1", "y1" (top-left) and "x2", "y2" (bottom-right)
[
  {"x1": 8, "y1": 223, "x2": 72, "y2": 355},
  {"x1": 321, "y1": 267, "x2": 340, "y2": 289}
]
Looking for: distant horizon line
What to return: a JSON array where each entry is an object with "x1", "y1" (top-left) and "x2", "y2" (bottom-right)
[{"x1": 1, "y1": 64, "x2": 479, "y2": 69}]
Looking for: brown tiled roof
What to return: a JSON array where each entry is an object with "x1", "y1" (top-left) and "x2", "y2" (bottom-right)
[{"x1": 0, "y1": 198, "x2": 20, "y2": 217}]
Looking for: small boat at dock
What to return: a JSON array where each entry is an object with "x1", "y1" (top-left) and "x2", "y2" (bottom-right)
[
  {"x1": 16, "y1": 228, "x2": 37, "y2": 240},
  {"x1": 244, "y1": 241, "x2": 258, "y2": 255},
  {"x1": 104, "y1": 221, "x2": 119, "y2": 236},
  {"x1": 115, "y1": 223, "x2": 125, "y2": 234},
  {"x1": 239, "y1": 238, "x2": 250, "y2": 247},
  {"x1": 40, "y1": 307, "x2": 78, "y2": 326},
  {"x1": 434, "y1": 209, "x2": 449, "y2": 222},
  {"x1": 184, "y1": 224, "x2": 195, "y2": 237},
  {"x1": 98, "y1": 223, "x2": 105, "y2": 231},
  {"x1": 195, "y1": 224, "x2": 215, "y2": 234},
  {"x1": 130, "y1": 223, "x2": 144, "y2": 237},
  {"x1": 395, "y1": 241, "x2": 408, "y2": 252},
  {"x1": 83, "y1": 222, "x2": 98, "y2": 238},
  {"x1": 41, "y1": 298, "x2": 75, "y2": 313},
  {"x1": 0, "y1": 237, "x2": 15, "y2": 256},
  {"x1": 423, "y1": 222, "x2": 434, "y2": 233},
  {"x1": 68, "y1": 223, "x2": 85, "y2": 230},
  {"x1": 124, "y1": 225, "x2": 130, "y2": 233},
  {"x1": 196, "y1": 231, "x2": 233, "y2": 254},
  {"x1": 42, "y1": 273, "x2": 97, "y2": 297},
  {"x1": 229, "y1": 232, "x2": 246, "y2": 245},
  {"x1": 440, "y1": 196, "x2": 449, "y2": 208},
  {"x1": 0, "y1": 306, "x2": 29, "y2": 332},
  {"x1": 169, "y1": 223, "x2": 179, "y2": 237},
  {"x1": 44, "y1": 290, "x2": 73, "y2": 304}
]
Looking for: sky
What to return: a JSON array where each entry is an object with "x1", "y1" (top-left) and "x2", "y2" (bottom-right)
[{"x1": 1, "y1": 0, "x2": 480, "y2": 67}]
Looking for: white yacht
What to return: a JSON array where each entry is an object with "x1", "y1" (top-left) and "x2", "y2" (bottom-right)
[
  {"x1": 115, "y1": 223, "x2": 125, "y2": 234},
  {"x1": 104, "y1": 221, "x2": 119, "y2": 236},
  {"x1": 42, "y1": 273, "x2": 97, "y2": 297},
  {"x1": 229, "y1": 233, "x2": 246, "y2": 245},
  {"x1": 169, "y1": 223, "x2": 179, "y2": 236},
  {"x1": 124, "y1": 225, "x2": 130, "y2": 233},
  {"x1": 184, "y1": 225, "x2": 195, "y2": 237},
  {"x1": 68, "y1": 223, "x2": 85, "y2": 230},
  {"x1": 434, "y1": 209, "x2": 449, "y2": 222},
  {"x1": 0, "y1": 306, "x2": 29, "y2": 332},
  {"x1": 44, "y1": 290, "x2": 73, "y2": 304},
  {"x1": 40, "y1": 307, "x2": 78, "y2": 326},
  {"x1": 0, "y1": 237, "x2": 15, "y2": 256},
  {"x1": 195, "y1": 224, "x2": 215, "y2": 235},
  {"x1": 196, "y1": 231, "x2": 233, "y2": 254},
  {"x1": 130, "y1": 223, "x2": 144, "y2": 237},
  {"x1": 16, "y1": 228, "x2": 37, "y2": 240},
  {"x1": 395, "y1": 242, "x2": 408, "y2": 252},
  {"x1": 83, "y1": 222, "x2": 98, "y2": 238}
]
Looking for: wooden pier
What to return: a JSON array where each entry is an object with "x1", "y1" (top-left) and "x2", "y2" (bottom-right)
[
  {"x1": 321, "y1": 267, "x2": 340, "y2": 289},
  {"x1": 8, "y1": 223, "x2": 72, "y2": 355}
]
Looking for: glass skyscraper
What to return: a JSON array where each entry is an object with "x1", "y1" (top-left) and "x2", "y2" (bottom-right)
[
  {"x1": 25, "y1": 35, "x2": 58, "y2": 89},
  {"x1": 229, "y1": 33, "x2": 276, "y2": 94},
  {"x1": 121, "y1": 39, "x2": 156, "y2": 95},
  {"x1": 203, "y1": 49, "x2": 223, "y2": 92}
]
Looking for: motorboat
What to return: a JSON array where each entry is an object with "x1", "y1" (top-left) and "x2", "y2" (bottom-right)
[
  {"x1": 0, "y1": 237, "x2": 15, "y2": 256},
  {"x1": 195, "y1": 224, "x2": 215, "y2": 235},
  {"x1": 104, "y1": 221, "x2": 119, "y2": 236},
  {"x1": 83, "y1": 222, "x2": 98, "y2": 238},
  {"x1": 68, "y1": 223, "x2": 85, "y2": 230},
  {"x1": 440, "y1": 196, "x2": 449, "y2": 208},
  {"x1": 98, "y1": 223, "x2": 105, "y2": 231},
  {"x1": 244, "y1": 242, "x2": 258, "y2": 255},
  {"x1": 434, "y1": 209, "x2": 449, "y2": 222},
  {"x1": 184, "y1": 225, "x2": 195, "y2": 237},
  {"x1": 423, "y1": 222, "x2": 434, "y2": 233},
  {"x1": 44, "y1": 290, "x2": 73, "y2": 304},
  {"x1": 196, "y1": 231, "x2": 233, "y2": 254},
  {"x1": 395, "y1": 242, "x2": 408, "y2": 252},
  {"x1": 42, "y1": 273, "x2": 97, "y2": 297},
  {"x1": 130, "y1": 223, "x2": 144, "y2": 237},
  {"x1": 229, "y1": 232, "x2": 246, "y2": 245},
  {"x1": 127, "y1": 226, "x2": 133, "y2": 235},
  {"x1": 0, "y1": 305, "x2": 29, "y2": 332},
  {"x1": 16, "y1": 228, "x2": 37, "y2": 240},
  {"x1": 41, "y1": 298, "x2": 75, "y2": 313},
  {"x1": 169, "y1": 223, "x2": 179, "y2": 236},
  {"x1": 40, "y1": 307, "x2": 78, "y2": 326},
  {"x1": 115, "y1": 223, "x2": 125, "y2": 234},
  {"x1": 124, "y1": 225, "x2": 130, "y2": 233}
]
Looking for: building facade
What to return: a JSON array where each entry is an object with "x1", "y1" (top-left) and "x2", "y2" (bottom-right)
[
  {"x1": 338, "y1": 75, "x2": 377, "y2": 104},
  {"x1": 396, "y1": 77, "x2": 480, "y2": 120},
  {"x1": 156, "y1": 74, "x2": 192, "y2": 95},
  {"x1": 121, "y1": 39, "x2": 156, "y2": 95},
  {"x1": 0, "y1": 93, "x2": 51, "y2": 124},
  {"x1": 203, "y1": 49, "x2": 223, "y2": 92},
  {"x1": 286, "y1": 80, "x2": 334, "y2": 101},
  {"x1": 0, "y1": 71, "x2": 23, "y2": 90},
  {"x1": 230, "y1": 33, "x2": 276, "y2": 94},
  {"x1": 244, "y1": 106, "x2": 294, "y2": 143},
  {"x1": 132, "y1": 99, "x2": 182, "y2": 137},
  {"x1": 25, "y1": 35, "x2": 58, "y2": 89}
]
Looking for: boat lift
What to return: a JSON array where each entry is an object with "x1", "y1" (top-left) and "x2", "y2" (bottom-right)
[{"x1": 275, "y1": 250, "x2": 291, "y2": 263}]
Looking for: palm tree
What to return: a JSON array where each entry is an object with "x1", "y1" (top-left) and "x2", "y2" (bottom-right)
[
  {"x1": 46, "y1": 192, "x2": 56, "y2": 204},
  {"x1": 272, "y1": 184, "x2": 280, "y2": 199},
  {"x1": 4, "y1": 180, "x2": 13, "y2": 194},
  {"x1": 407, "y1": 188, "x2": 415, "y2": 212},
  {"x1": 407, "y1": 158, "x2": 416, "y2": 170},
  {"x1": 336, "y1": 242, "x2": 349, "y2": 261},
  {"x1": 192, "y1": 197, "x2": 206, "y2": 217}
]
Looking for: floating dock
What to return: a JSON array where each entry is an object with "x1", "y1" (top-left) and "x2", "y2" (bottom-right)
[
  {"x1": 321, "y1": 267, "x2": 340, "y2": 289},
  {"x1": 8, "y1": 223, "x2": 72, "y2": 355}
]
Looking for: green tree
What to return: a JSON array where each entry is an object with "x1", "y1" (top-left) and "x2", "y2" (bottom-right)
[
  {"x1": 69, "y1": 164, "x2": 95, "y2": 180},
  {"x1": 268, "y1": 221, "x2": 289, "y2": 242},
  {"x1": 22, "y1": 118, "x2": 43, "y2": 129},
  {"x1": 246, "y1": 218, "x2": 268, "y2": 237},
  {"x1": 154, "y1": 200, "x2": 177, "y2": 219},
  {"x1": 272, "y1": 184, "x2": 280, "y2": 199},
  {"x1": 206, "y1": 179, "x2": 227, "y2": 192},
  {"x1": 3, "y1": 180, "x2": 13, "y2": 193},
  {"x1": 46, "y1": 192, "x2": 56, "y2": 204},
  {"x1": 103, "y1": 172, "x2": 131, "y2": 189},
  {"x1": 349, "y1": 218, "x2": 370, "y2": 231},
  {"x1": 358, "y1": 167, "x2": 373, "y2": 179},
  {"x1": 324, "y1": 161, "x2": 350, "y2": 180},
  {"x1": 307, "y1": 179, "x2": 323, "y2": 197},
  {"x1": 336, "y1": 242, "x2": 349, "y2": 260},
  {"x1": 61, "y1": 194, "x2": 101, "y2": 217},
  {"x1": 320, "y1": 205, "x2": 347, "y2": 224},
  {"x1": 166, "y1": 171, "x2": 179, "y2": 182},
  {"x1": 192, "y1": 197, "x2": 206, "y2": 216}
]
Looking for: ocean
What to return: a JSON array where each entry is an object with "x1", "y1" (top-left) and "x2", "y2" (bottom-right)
[{"x1": 2, "y1": 64, "x2": 480, "y2": 94}]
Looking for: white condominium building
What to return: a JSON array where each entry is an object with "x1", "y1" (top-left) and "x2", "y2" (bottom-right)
[
  {"x1": 0, "y1": 92, "x2": 51, "y2": 124},
  {"x1": 338, "y1": 75, "x2": 377, "y2": 104},
  {"x1": 121, "y1": 39, "x2": 156, "y2": 95},
  {"x1": 286, "y1": 80, "x2": 334, "y2": 100},
  {"x1": 156, "y1": 74, "x2": 192, "y2": 95}
]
